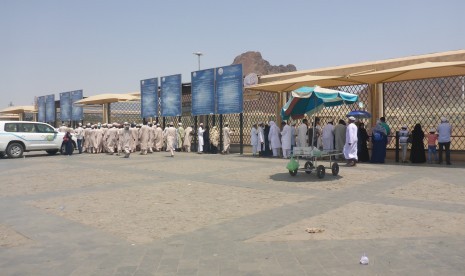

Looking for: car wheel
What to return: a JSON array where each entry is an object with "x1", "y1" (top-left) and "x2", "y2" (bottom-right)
[
  {"x1": 7, "y1": 143, "x2": 24, "y2": 158},
  {"x1": 46, "y1": 149, "x2": 59, "y2": 155}
]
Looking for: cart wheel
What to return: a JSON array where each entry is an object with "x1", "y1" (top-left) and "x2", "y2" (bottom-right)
[
  {"x1": 289, "y1": 170, "x2": 298, "y2": 176},
  {"x1": 331, "y1": 162, "x2": 339, "y2": 176},
  {"x1": 317, "y1": 165, "x2": 325, "y2": 179},
  {"x1": 304, "y1": 161, "x2": 314, "y2": 174}
]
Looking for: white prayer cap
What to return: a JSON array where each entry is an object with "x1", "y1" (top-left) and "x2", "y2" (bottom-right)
[
  {"x1": 78, "y1": 123, "x2": 82, "y2": 126},
  {"x1": 169, "y1": 122, "x2": 174, "y2": 126},
  {"x1": 429, "y1": 128, "x2": 436, "y2": 133},
  {"x1": 348, "y1": 116, "x2": 356, "y2": 121},
  {"x1": 200, "y1": 123, "x2": 203, "y2": 126},
  {"x1": 441, "y1": 117, "x2": 447, "y2": 122},
  {"x1": 178, "y1": 122, "x2": 182, "y2": 126},
  {"x1": 402, "y1": 125, "x2": 407, "y2": 129},
  {"x1": 123, "y1": 122, "x2": 129, "y2": 125}
]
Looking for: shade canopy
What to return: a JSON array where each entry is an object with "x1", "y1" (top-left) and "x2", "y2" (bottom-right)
[
  {"x1": 74, "y1": 93, "x2": 139, "y2": 105},
  {"x1": 281, "y1": 86, "x2": 358, "y2": 120},
  {"x1": 0, "y1": 105, "x2": 37, "y2": 114},
  {"x1": 347, "y1": 61, "x2": 465, "y2": 83},
  {"x1": 246, "y1": 75, "x2": 364, "y2": 93}
]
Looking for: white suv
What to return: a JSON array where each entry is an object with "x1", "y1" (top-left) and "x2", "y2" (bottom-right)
[{"x1": 0, "y1": 121, "x2": 76, "y2": 158}]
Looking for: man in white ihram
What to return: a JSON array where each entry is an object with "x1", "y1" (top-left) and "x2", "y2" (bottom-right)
[
  {"x1": 280, "y1": 121, "x2": 292, "y2": 158},
  {"x1": 343, "y1": 116, "x2": 358, "y2": 166}
]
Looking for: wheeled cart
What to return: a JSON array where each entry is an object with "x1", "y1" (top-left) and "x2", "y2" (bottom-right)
[{"x1": 288, "y1": 147, "x2": 342, "y2": 179}]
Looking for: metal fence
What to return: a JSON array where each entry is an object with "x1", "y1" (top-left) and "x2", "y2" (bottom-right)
[
  {"x1": 72, "y1": 76, "x2": 465, "y2": 151},
  {"x1": 383, "y1": 76, "x2": 465, "y2": 150}
]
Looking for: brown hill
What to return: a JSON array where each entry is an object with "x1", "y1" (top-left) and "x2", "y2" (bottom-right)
[{"x1": 232, "y1": 51, "x2": 297, "y2": 76}]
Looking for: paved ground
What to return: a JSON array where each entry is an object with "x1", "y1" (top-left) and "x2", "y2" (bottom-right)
[{"x1": 1, "y1": 151, "x2": 464, "y2": 276}]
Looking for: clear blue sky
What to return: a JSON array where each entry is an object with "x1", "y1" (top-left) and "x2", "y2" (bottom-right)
[{"x1": 1, "y1": 0, "x2": 464, "y2": 108}]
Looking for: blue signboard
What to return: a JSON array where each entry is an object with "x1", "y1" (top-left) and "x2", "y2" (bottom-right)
[
  {"x1": 45, "y1": 94, "x2": 55, "y2": 123},
  {"x1": 71, "y1": 90, "x2": 83, "y2": 121},
  {"x1": 216, "y1": 64, "x2": 243, "y2": 114},
  {"x1": 60, "y1": 92, "x2": 71, "y2": 121},
  {"x1": 38, "y1": 96, "x2": 46, "y2": 122},
  {"x1": 191, "y1": 68, "x2": 215, "y2": 115},
  {"x1": 141, "y1": 78, "x2": 158, "y2": 118},
  {"x1": 161, "y1": 74, "x2": 182, "y2": 117}
]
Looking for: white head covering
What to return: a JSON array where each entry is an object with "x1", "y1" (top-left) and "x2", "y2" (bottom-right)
[
  {"x1": 441, "y1": 117, "x2": 447, "y2": 122},
  {"x1": 348, "y1": 116, "x2": 356, "y2": 121},
  {"x1": 402, "y1": 125, "x2": 407, "y2": 129},
  {"x1": 178, "y1": 122, "x2": 182, "y2": 126}
]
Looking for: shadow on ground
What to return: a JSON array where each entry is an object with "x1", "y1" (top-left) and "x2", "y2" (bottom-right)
[{"x1": 270, "y1": 172, "x2": 343, "y2": 183}]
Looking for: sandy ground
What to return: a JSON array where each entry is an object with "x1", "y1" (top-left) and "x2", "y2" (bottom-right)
[
  {"x1": 382, "y1": 177, "x2": 465, "y2": 204},
  {"x1": 0, "y1": 166, "x2": 154, "y2": 197},
  {"x1": 0, "y1": 224, "x2": 32, "y2": 247},
  {"x1": 32, "y1": 180, "x2": 311, "y2": 243},
  {"x1": 247, "y1": 201, "x2": 465, "y2": 242}
]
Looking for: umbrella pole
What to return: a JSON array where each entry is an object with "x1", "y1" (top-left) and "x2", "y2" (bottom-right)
[{"x1": 311, "y1": 96, "x2": 316, "y2": 150}]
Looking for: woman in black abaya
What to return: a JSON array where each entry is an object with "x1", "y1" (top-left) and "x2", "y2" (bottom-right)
[
  {"x1": 409, "y1": 123, "x2": 426, "y2": 163},
  {"x1": 357, "y1": 122, "x2": 370, "y2": 162}
]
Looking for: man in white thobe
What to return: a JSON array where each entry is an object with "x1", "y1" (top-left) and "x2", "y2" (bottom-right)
[
  {"x1": 257, "y1": 123, "x2": 265, "y2": 155},
  {"x1": 297, "y1": 119, "x2": 308, "y2": 147},
  {"x1": 222, "y1": 122, "x2": 233, "y2": 154},
  {"x1": 155, "y1": 124, "x2": 163, "y2": 151},
  {"x1": 280, "y1": 121, "x2": 292, "y2": 158},
  {"x1": 197, "y1": 123, "x2": 205, "y2": 153},
  {"x1": 139, "y1": 123, "x2": 150, "y2": 155},
  {"x1": 322, "y1": 120, "x2": 335, "y2": 151},
  {"x1": 121, "y1": 122, "x2": 133, "y2": 158},
  {"x1": 165, "y1": 122, "x2": 176, "y2": 157},
  {"x1": 343, "y1": 116, "x2": 358, "y2": 166},
  {"x1": 250, "y1": 124, "x2": 259, "y2": 156},
  {"x1": 183, "y1": 125, "x2": 193, "y2": 152},
  {"x1": 268, "y1": 121, "x2": 281, "y2": 157},
  {"x1": 107, "y1": 123, "x2": 118, "y2": 154}
]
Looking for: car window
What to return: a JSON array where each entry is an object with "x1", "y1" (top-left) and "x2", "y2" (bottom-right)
[
  {"x1": 36, "y1": 124, "x2": 55, "y2": 133},
  {"x1": 4, "y1": 123, "x2": 18, "y2": 132},
  {"x1": 18, "y1": 123, "x2": 37, "y2": 133}
]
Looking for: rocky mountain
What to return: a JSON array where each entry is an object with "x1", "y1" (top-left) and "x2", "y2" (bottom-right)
[{"x1": 232, "y1": 51, "x2": 297, "y2": 76}]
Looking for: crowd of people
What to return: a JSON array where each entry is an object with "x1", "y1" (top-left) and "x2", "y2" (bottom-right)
[
  {"x1": 59, "y1": 121, "x2": 237, "y2": 158},
  {"x1": 249, "y1": 116, "x2": 453, "y2": 166},
  {"x1": 60, "y1": 122, "x2": 194, "y2": 158},
  {"x1": 59, "y1": 116, "x2": 453, "y2": 165}
]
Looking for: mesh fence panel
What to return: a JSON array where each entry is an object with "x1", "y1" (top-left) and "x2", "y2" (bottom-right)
[
  {"x1": 110, "y1": 101, "x2": 142, "y2": 125},
  {"x1": 383, "y1": 76, "x2": 465, "y2": 150}
]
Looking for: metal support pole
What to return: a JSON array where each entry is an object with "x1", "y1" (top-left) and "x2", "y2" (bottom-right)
[
  {"x1": 219, "y1": 115, "x2": 223, "y2": 152},
  {"x1": 194, "y1": 116, "x2": 198, "y2": 152},
  {"x1": 395, "y1": 131, "x2": 399, "y2": 163},
  {"x1": 163, "y1": 117, "x2": 166, "y2": 129},
  {"x1": 240, "y1": 112, "x2": 244, "y2": 154},
  {"x1": 106, "y1": 103, "x2": 111, "y2": 124}
]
